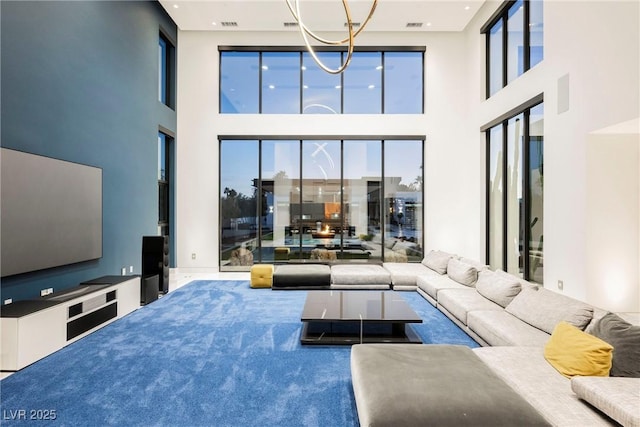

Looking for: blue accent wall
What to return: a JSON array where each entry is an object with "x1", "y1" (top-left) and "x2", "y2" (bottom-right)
[{"x1": 1, "y1": 1, "x2": 177, "y2": 301}]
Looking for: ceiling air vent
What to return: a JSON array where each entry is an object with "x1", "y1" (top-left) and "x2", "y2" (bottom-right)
[
  {"x1": 221, "y1": 22, "x2": 238, "y2": 27},
  {"x1": 406, "y1": 22, "x2": 423, "y2": 28},
  {"x1": 284, "y1": 22, "x2": 299, "y2": 28},
  {"x1": 344, "y1": 22, "x2": 361, "y2": 27}
]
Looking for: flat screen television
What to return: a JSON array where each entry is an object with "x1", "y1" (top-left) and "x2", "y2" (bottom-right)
[{"x1": 1, "y1": 148, "x2": 102, "y2": 277}]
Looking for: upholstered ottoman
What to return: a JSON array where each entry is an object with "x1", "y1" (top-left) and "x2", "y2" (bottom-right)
[
  {"x1": 250, "y1": 264, "x2": 274, "y2": 288},
  {"x1": 330, "y1": 264, "x2": 391, "y2": 289},
  {"x1": 272, "y1": 264, "x2": 331, "y2": 289},
  {"x1": 351, "y1": 344, "x2": 550, "y2": 427}
]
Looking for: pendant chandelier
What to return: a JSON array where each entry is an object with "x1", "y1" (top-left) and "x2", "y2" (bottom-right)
[{"x1": 285, "y1": 0, "x2": 378, "y2": 74}]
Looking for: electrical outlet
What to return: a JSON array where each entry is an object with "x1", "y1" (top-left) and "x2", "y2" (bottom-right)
[
  {"x1": 557, "y1": 280, "x2": 564, "y2": 290},
  {"x1": 4, "y1": 298, "x2": 12, "y2": 305},
  {"x1": 121, "y1": 267, "x2": 127, "y2": 275},
  {"x1": 192, "y1": 253, "x2": 196, "y2": 260}
]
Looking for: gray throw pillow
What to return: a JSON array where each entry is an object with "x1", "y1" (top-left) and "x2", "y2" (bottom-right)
[
  {"x1": 446, "y1": 258, "x2": 478, "y2": 286},
  {"x1": 475, "y1": 270, "x2": 522, "y2": 307},
  {"x1": 591, "y1": 313, "x2": 640, "y2": 378},
  {"x1": 505, "y1": 287, "x2": 594, "y2": 334},
  {"x1": 421, "y1": 250, "x2": 453, "y2": 275}
]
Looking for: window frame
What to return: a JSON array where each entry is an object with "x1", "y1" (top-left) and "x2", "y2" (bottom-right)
[
  {"x1": 481, "y1": 93, "x2": 544, "y2": 282},
  {"x1": 482, "y1": 0, "x2": 542, "y2": 98},
  {"x1": 218, "y1": 135, "x2": 425, "y2": 269},
  {"x1": 218, "y1": 46, "x2": 425, "y2": 115},
  {"x1": 159, "y1": 29, "x2": 176, "y2": 109}
]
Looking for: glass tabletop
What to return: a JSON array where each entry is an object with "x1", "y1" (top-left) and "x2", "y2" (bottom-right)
[{"x1": 301, "y1": 290, "x2": 422, "y2": 323}]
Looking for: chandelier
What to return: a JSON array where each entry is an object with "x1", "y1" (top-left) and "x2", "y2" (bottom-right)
[{"x1": 285, "y1": 0, "x2": 378, "y2": 74}]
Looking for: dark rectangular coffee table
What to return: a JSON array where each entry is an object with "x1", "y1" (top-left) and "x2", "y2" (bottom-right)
[{"x1": 300, "y1": 290, "x2": 423, "y2": 345}]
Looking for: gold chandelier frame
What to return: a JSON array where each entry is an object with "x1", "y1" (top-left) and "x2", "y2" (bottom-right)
[{"x1": 285, "y1": 0, "x2": 378, "y2": 74}]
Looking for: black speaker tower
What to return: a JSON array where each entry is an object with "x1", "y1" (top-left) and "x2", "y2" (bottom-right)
[{"x1": 142, "y1": 236, "x2": 169, "y2": 295}]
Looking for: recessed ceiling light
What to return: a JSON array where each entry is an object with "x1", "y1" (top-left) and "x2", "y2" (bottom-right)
[
  {"x1": 375, "y1": 65, "x2": 383, "y2": 70},
  {"x1": 173, "y1": 4, "x2": 179, "y2": 8},
  {"x1": 262, "y1": 65, "x2": 269, "y2": 70},
  {"x1": 301, "y1": 65, "x2": 307, "y2": 71},
  {"x1": 335, "y1": 85, "x2": 341, "y2": 89},
  {"x1": 464, "y1": 5, "x2": 470, "y2": 10},
  {"x1": 268, "y1": 84, "x2": 275, "y2": 89},
  {"x1": 368, "y1": 84, "x2": 375, "y2": 89},
  {"x1": 303, "y1": 85, "x2": 309, "y2": 89},
  {"x1": 426, "y1": 22, "x2": 432, "y2": 27},
  {"x1": 211, "y1": 22, "x2": 217, "y2": 26}
]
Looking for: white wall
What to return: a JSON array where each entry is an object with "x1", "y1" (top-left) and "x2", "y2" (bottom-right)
[
  {"x1": 176, "y1": 1, "x2": 640, "y2": 312},
  {"x1": 466, "y1": 0, "x2": 639, "y2": 311},
  {"x1": 176, "y1": 30, "x2": 481, "y2": 270}
]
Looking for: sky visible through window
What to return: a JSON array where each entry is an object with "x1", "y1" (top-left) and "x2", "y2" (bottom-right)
[{"x1": 220, "y1": 50, "x2": 423, "y2": 114}]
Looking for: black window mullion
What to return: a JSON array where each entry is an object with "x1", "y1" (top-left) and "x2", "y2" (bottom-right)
[
  {"x1": 522, "y1": 109, "x2": 531, "y2": 280},
  {"x1": 298, "y1": 140, "x2": 303, "y2": 260},
  {"x1": 501, "y1": 121, "x2": 508, "y2": 271},
  {"x1": 523, "y1": 0, "x2": 531, "y2": 72},
  {"x1": 299, "y1": 52, "x2": 303, "y2": 114},
  {"x1": 421, "y1": 51, "x2": 426, "y2": 113},
  {"x1": 257, "y1": 140, "x2": 263, "y2": 262},
  {"x1": 258, "y1": 53, "x2": 263, "y2": 114},
  {"x1": 502, "y1": 15, "x2": 508, "y2": 90},
  {"x1": 340, "y1": 140, "x2": 345, "y2": 256},
  {"x1": 340, "y1": 52, "x2": 345, "y2": 113},
  {"x1": 485, "y1": 31, "x2": 491, "y2": 99},
  {"x1": 381, "y1": 52, "x2": 385, "y2": 114},
  {"x1": 380, "y1": 140, "x2": 385, "y2": 260},
  {"x1": 485, "y1": 131, "x2": 491, "y2": 264}
]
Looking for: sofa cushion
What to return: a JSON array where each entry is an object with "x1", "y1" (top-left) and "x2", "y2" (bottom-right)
[
  {"x1": 475, "y1": 270, "x2": 522, "y2": 308},
  {"x1": 590, "y1": 312, "x2": 640, "y2": 378},
  {"x1": 382, "y1": 262, "x2": 432, "y2": 288},
  {"x1": 505, "y1": 287, "x2": 594, "y2": 334},
  {"x1": 474, "y1": 346, "x2": 618, "y2": 426},
  {"x1": 330, "y1": 264, "x2": 391, "y2": 286},
  {"x1": 543, "y1": 322, "x2": 613, "y2": 378},
  {"x1": 416, "y1": 273, "x2": 468, "y2": 302},
  {"x1": 437, "y1": 288, "x2": 503, "y2": 325},
  {"x1": 351, "y1": 344, "x2": 551, "y2": 427},
  {"x1": 446, "y1": 258, "x2": 478, "y2": 286},
  {"x1": 272, "y1": 264, "x2": 331, "y2": 289},
  {"x1": 421, "y1": 250, "x2": 454, "y2": 274},
  {"x1": 467, "y1": 310, "x2": 550, "y2": 347},
  {"x1": 571, "y1": 376, "x2": 640, "y2": 427}
]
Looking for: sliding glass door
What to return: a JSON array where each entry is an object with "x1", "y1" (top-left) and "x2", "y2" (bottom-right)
[
  {"x1": 220, "y1": 138, "x2": 424, "y2": 270},
  {"x1": 485, "y1": 100, "x2": 544, "y2": 283}
]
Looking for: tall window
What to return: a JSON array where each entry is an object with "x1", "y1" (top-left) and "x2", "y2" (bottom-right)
[
  {"x1": 220, "y1": 48, "x2": 424, "y2": 114},
  {"x1": 483, "y1": 0, "x2": 544, "y2": 98},
  {"x1": 158, "y1": 131, "x2": 174, "y2": 239},
  {"x1": 484, "y1": 97, "x2": 544, "y2": 283},
  {"x1": 158, "y1": 32, "x2": 176, "y2": 108},
  {"x1": 219, "y1": 137, "x2": 424, "y2": 270}
]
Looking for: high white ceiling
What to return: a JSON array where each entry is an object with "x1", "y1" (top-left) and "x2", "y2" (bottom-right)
[{"x1": 160, "y1": 0, "x2": 486, "y2": 33}]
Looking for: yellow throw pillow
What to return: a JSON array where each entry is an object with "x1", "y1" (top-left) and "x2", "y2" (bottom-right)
[{"x1": 544, "y1": 321, "x2": 613, "y2": 378}]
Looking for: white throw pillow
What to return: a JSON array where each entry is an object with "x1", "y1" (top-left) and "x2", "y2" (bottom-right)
[
  {"x1": 421, "y1": 250, "x2": 454, "y2": 275},
  {"x1": 446, "y1": 258, "x2": 478, "y2": 286},
  {"x1": 475, "y1": 270, "x2": 522, "y2": 307}
]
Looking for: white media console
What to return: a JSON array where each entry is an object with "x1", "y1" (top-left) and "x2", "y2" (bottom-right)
[{"x1": 1, "y1": 275, "x2": 140, "y2": 371}]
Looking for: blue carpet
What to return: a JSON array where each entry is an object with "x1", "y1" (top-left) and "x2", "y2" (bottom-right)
[{"x1": 0, "y1": 281, "x2": 478, "y2": 426}]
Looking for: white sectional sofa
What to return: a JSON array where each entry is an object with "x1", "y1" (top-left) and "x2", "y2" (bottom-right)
[{"x1": 353, "y1": 250, "x2": 640, "y2": 427}]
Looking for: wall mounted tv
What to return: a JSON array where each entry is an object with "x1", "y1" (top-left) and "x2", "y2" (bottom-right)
[{"x1": 1, "y1": 148, "x2": 103, "y2": 277}]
